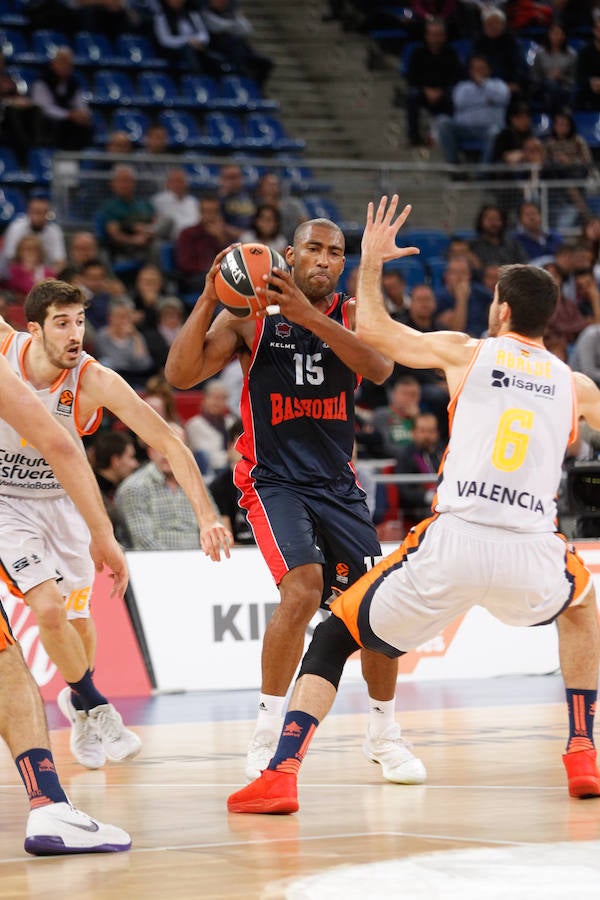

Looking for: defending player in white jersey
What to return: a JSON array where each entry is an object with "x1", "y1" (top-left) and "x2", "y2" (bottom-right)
[
  {"x1": 227, "y1": 195, "x2": 600, "y2": 815},
  {"x1": 0, "y1": 279, "x2": 231, "y2": 770}
]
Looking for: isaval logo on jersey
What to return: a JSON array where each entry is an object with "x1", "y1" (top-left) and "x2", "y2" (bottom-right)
[
  {"x1": 56, "y1": 389, "x2": 74, "y2": 416},
  {"x1": 490, "y1": 369, "x2": 555, "y2": 397}
]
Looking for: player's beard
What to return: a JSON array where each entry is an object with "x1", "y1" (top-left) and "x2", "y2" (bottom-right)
[{"x1": 42, "y1": 334, "x2": 81, "y2": 370}]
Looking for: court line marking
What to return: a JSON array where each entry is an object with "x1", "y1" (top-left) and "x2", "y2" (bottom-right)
[
  {"x1": 0, "y1": 783, "x2": 566, "y2": 791},
  {"x1": 0, "y1": 830, "x2": 534, "y2": 865}
]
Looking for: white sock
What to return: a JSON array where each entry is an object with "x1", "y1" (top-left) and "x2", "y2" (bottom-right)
[
  {"x1": 368, "y1": 697, "x2": 396, "y2": 738},
  {"x1": 254, "y1": 693, "x2": 285, "y2": 736}
]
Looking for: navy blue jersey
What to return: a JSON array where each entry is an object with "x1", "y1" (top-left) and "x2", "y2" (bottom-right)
[{"x1": 237, "y1": 293, "x2": 359, "y2": 485}]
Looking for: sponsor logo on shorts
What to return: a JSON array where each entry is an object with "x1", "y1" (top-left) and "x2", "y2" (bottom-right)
[{"x1": 57, "y1": 389, "x2": 74, "y2": 416}]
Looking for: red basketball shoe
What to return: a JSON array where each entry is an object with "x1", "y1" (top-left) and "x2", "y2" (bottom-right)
[
  {"x1": 227, "y1": 769, "x2": 298, "y2": 814},
  {"x1": 563, "y1": 749, "x2": 600, "y2": 798}
]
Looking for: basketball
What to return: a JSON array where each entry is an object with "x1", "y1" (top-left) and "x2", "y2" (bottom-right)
[{"x1": 215, "y1": 243, "x2": 288, "y2": 318}]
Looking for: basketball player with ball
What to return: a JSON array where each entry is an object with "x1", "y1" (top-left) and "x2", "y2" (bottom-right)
[{"x1": 166, "y1": 220, "x2": 427, "y2": 785}]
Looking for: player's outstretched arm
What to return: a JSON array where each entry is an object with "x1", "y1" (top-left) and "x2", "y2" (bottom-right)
[
  {"x1": 574, "y1": 371, "x2": 600, "y2": 432},
  {"x1": 165, "y1": 245, "x2": 241, "y2": 389},
  {"x1": 355, "y1": 195, "x2": 476, "y2": 378},
  {"x1": 85, "y1": 365, "x2": 232, "y2": 560},
  {"x1": 0, "y1": 355, "x2": 128, "y2": 597}
]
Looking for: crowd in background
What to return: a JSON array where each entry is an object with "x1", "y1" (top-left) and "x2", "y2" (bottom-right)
[{"x1": 0, "y1": 0, "x2": 599, "y2": 542}]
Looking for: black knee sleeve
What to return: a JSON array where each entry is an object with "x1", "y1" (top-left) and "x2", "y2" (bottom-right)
[{"x1": 298, "y1": 613, "x2": 360, "y2": 690}]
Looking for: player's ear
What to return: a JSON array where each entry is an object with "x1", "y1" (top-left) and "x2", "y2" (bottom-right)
[
  {"x1": 27, "y1": 321, "x2": 40, "y2": 337},
  {"x1": 285, "y1": 245, "x2": 294, "y2": 267}
]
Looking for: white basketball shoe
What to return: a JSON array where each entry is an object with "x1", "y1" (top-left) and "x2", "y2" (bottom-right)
[{"x1": 25, "y1": 801, "x2": 131, "y2": 855}]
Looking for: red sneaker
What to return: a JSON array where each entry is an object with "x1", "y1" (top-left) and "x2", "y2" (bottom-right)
[
  {"x1": 563, "y1": 749, "x2": 600, "y2": 798},
  {"x1": 227, "y1": 769, "x2": 298, "y2": 814}
]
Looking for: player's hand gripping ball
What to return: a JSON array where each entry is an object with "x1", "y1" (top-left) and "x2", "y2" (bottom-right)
[{"x1": 215, "y1": 242, "x2": 288, "y2": 318}]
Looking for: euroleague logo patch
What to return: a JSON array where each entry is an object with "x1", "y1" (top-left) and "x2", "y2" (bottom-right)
[
  {"x1": 335, "y1": 562, "x2": 350, "y2": 585},
  {"x1": 56, "y1": 389, "x2": 74, "y2": 416}
]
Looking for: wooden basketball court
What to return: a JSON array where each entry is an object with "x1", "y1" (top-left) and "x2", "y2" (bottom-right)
[{"x1": 1, "y1": 678, "x2": 600, "y2": 898}]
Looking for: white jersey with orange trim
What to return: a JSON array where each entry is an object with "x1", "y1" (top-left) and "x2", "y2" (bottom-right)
[
  {"x1": 434, "y1": 332, "x2": 577, "y2": 533},
  {"x1": 0, "y1": 331, "x2": 102, "y2": 498}
]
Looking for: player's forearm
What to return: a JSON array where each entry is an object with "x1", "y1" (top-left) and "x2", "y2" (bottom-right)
[
  {"x1": 165, "y1": 296, "x2": 216, "y2": 388},
  {"x1": 168, "y1": 445, "x2": 220, "y2": 529}
]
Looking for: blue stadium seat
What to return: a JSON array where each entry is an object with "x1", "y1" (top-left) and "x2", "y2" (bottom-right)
[
  {"x1": 204, "y1": 111, "x2": 264, "y2": 150},
  {"x1": 115, "y1": 34, "x2": 166, "y2": 69},
  {"x1": 573, "y1": 112, "x2": 600, "y2": 149},
  {"x1": 7, "y1": 65, "x2": 36, "y2": 93},
  {"x1": 30, "y1": 30, "x2": 70, "y2": 64},
  {"x1": 383, "y1": 257, "x2": 427, "y2": 290},
  {"x1": 450, "y1": 38, "x2": 473, "y2": 66},
  {"x1": 0, "y1": 28, "x2": 28, "y2": 62},
  {"x1": 219, "y1": 75, "x2": 279, "y2": 111},
  {"x1": 90, "y1": 109, "x2": 108, "y2": 146},
  {"x1": 403, "y1": 228, "x2": 450, "y2": 261},
  {"x1": 136, "y1": 72, "x2": 182, "y2": 108},
  {"x1": 180, "y1": 74, "x2": 220, "y2": 110},
  {"x1": 110, "y1": 107, "x2": 149, "y2": 144},
  {"x1": 426, "y1": 255, "x2": 447, "y2": 292},
  {"x1": 74, "y1": 32, "x2": 125, "y2": 68},
  {"x1": 303, "y1": 196, "x2": 341, "y2": 221},
  {"x1": 158, "y1": 109, "x2": 214, "y2": 150},
  {"x1": 280, "y1": 162, "x2": 331, "y2": 194},
  {"x1": 92, "y1": 70, "x2": 137, "y2": 107},
  {"x1": 182, "y1": 157, "x2": 219, "y2": 189},
  {"x1": 0, "y1": 0, "x2": 26, "y2": 27},
  {"x1": 245, "y1": 113, "x2": 306, "y2": 152},
  {"x1": 0, "y1": 186, "x2": 26, "y2": 229},
  {"x1": 0, "y1": 147, "x2": 33, "y2": 185},
  {"x1": 399, "y1": 41, "x2": 418, "y2": 77},
  {"x1": 28, "y1": 148, "x2": 54, "y2": 186}
]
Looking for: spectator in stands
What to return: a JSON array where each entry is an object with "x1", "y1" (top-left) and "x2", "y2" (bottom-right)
[
  {"x1": 404, "y1": 18, "x2": 463, "y2": 149},
  {"x1": 472, "y1": 6, "x2": 528, "y2": 99},
  {"x1": 434, "y1": 253, "x2": 492, "y2": 337},
  {"x1": 240, "y1": 203, "x2": 287, "y2": 254},
  {"x1": 185, "y1": 378, "x2": 235, "y2": 478},
  {"x1": 141, "y1": 295, "x2": 186, "y2": 373},
  {"x1": 542, "y1": 259, "x2": 587, "y2": 361},
  {"x1": 4, "y1": 235, "x2": 55, "y2": 303},
  {"x1": 481, "y1": 262, "x2": 500, "y2": 295},
  {"x1": 530, "y1": 19, "x2": 577, "y2": 113},
  {"x1": 573, "y1": 266, "x2": 600, "y2": 325},
  {"x1": 105, "y1": 130, "x2": 133, "y2": 156},
  {"x1": 0, "y1": 194, "x2": 66, "y2": 278},
  {"x1": 218, "y1": 163, "x2": 256, "y2": 235},
  {"x1": 209, "y1": 418, "x2": 255, "y2": 545},
  {"x1": 371, "y1": 376, "x2": 422, "y2": 465},
  {"x1": 411, "y1": 1, "x2": 460, "y2": 37},
  {"x1": 382, "y1": 268, "x2": 410, "y2": 320},
  {"x1": 580, "y1": 215, "x2": 600, "y2": 268},
  {"x1": 94, "y1": 296, "x2": 155, "y2": 389},
  {"x1": 394, "y1": 412, "x2": 445, "y2": 523},
  {"x1": 77, "y1": 0, "x2": 139, "y2": 39},
  {"x1": 394, "y1": 283, "x2": 450, "y2": 440},
  {"x1": 571, "y1": 321, "x2": 600, "y2": 385},
  {"x1": 201, "y1": 0, "x2": 274, "y2": 88},
  {"x1": 176, "y1": 193, "x2": 238, "y2": 295},
  {"x1": 512, "y1": 200, "x2": 563, "y2": 261},
  {"x1": 76, "y1": 258, "x2": 118, "y2": 332},
  {"x1": 468, "y1": 203, "x2": 528, "y2": 271},
  {"x1": 68, "y1": 230, "x2": 103, "y2": 268},
  {"x1": 32, "y1": 47, "x2": 94, "y2": 151},
  {"x1": 152, "y1": 168, "x2": 199, "y2": 242},
  {"x1": 435, "y1": 54, "x2": 510, "y2": 164},
  {"x1": 143, "y1": 373, "x2": 183, "y2": 425},
  {"x1": 542, "y1": 108, "x2": 595, "y2": 228},
  {"x1": 115, "y1": 422, "x2": 208, "y2": 550},
  {"x1": 89, "y1": 429, "x2": 138, "y2": 548},
  {"x1": 153, "y1": 0, "x2": 229, "y2": 75},
  {"x1": 491, "y1": 99, "x2": 534, "y2": 165},
  {"x1": 96, "y1": 164, "x2": 161, "y2": 284},
  {"x1": 130, "y1": 263, "x2": 170, "y2": 330},
  {"x1": 576, "y1": 10, "x2": 600, "y2": 111},
  {"x1": 253, "y1": 171, "x2": 308, "y2": 244},
  {"x1": 0, "y1": 51, "x2": 40, "y2": 166}
]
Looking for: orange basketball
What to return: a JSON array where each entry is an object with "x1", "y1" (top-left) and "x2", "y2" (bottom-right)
[{"x1": 214, "y1": 243, "x2": 288, "y2": 318}]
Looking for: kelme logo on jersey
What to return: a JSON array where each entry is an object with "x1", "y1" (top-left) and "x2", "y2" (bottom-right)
[
  {"x1": 56, "y1": 389, "x2": 74, "y2": 416},
  {"x1": 491, "y1": 369, "x2": 555, "y2": 397}
]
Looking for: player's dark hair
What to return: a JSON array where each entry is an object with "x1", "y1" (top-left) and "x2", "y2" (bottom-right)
[
  {"x1": 496, "y1": 264, "x2": 558, "y2": 336},
  {"x1": 25, "y1": 279, "x2": 89, "y2": 325},
  {"x1": 293, "y1": 218, "x2": 345, "y2": 252},
  {"x1": 92, "y1": 430, "x2": 135, "y2": 470}
]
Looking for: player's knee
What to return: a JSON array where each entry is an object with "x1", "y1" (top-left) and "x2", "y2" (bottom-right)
[
  {"x1": 279, "y1": 583, "x2": 322, "y2": 626},
  {"x1": 298, "y1": 614, "x2": 360, "y2": 690},
  {"x1": 29, "y1": 594, "x2": 66, "y2": 630}
]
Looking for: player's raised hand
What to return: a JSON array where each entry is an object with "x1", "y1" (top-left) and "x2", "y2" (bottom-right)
[
  {"x1": 203, "y1": 243, "x2": 240, "y2": 303},
  {"x1": 361, "y1": 195, "x2": 420, "y2": 263}
]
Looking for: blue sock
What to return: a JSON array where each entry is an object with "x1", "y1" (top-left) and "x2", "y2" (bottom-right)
[
  {"x1": 566, "y1": 688, "x2": 597, "y2": 752},
  {"x1": 267, "y1": 711, "x2": 319, "y2": 774},
  {"x1": 16, "y1": 748, "x2": 68, "y2": 808},
  {"x1": 67, "y1": 669, "x2": 108, "y2": 712}
]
